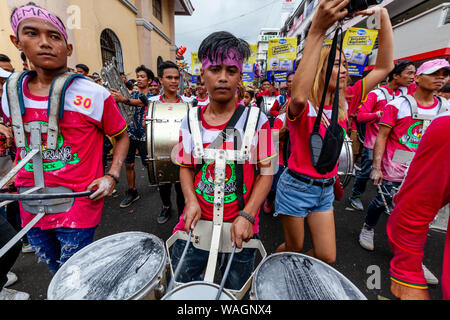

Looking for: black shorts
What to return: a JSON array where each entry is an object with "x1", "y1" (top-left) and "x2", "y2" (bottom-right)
[{"x1": 125, "y1": 139, "x2": 148, "y2": 166}]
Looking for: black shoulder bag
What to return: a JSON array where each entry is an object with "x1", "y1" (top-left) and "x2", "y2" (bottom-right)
[{"x1": 309, "y1": 26, "x2": 345, "y2": 175}]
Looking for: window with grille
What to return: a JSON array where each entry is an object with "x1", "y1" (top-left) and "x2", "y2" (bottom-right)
[
  {"x1": 153, "y1": 0, "x2": 162, "y2": 23},
  {"x1": 100, "y1": 29, "x2": 124, "y2": 73}
]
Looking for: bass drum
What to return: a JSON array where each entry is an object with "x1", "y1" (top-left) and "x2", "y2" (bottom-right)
[
  {"x1": 47, "y1": 232, "x2": 168, "y2": 300},
  {"x1": 338, "y1": 137, "x2": 354, "y2": 189},
  {"x1": 146, "y1": 102, "x2": 191, "y2": 185},
  {"x1": 250, "y1": 252, "x2": 366, "y2": 300}
]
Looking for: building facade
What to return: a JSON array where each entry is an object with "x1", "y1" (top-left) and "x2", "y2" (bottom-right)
[
  {"x1": 279, "y1": 0, "x2": 449, "y2": 69},
  {"x1": 0, "y1": 0, "x2": 194, "y2": 77},
  {"x1": 256, "y1": 28, "x2": 280, "y2": 79}
]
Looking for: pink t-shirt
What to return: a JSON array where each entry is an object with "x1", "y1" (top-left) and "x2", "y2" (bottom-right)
[
  {"x1": 379, "y1": 96, "x2": 442, "y2": 182},
  {"x1": 1, "y1": 76, "x2": 127, "y2": 230},
  {"x1": 287, "y1": 80, "x2": 364, "y2": 179},
  {"x1": 175, "y1": 105, "x2": 276, "y2": 235},
  {"x1": 358, "y1": 85, "x2": 409, "y2": 149}
]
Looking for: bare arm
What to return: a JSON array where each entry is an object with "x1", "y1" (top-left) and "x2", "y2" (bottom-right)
[
  {"x1": 180, "y1": 166, "x2": 202, "y2": 232},
  {"x1": 358, "y1": 7, "x2": 395, "y2": 96},
  {"x1": 290, "y1": 0, "x2": 350, "y2": 119},
  {"x1": 88, "y1": 130, "x2": 129, "y2": 201}
]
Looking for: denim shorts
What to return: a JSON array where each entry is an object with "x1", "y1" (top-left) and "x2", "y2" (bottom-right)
[{"x1": 274, "y1": 169, "x2": 335, "y2": 218}]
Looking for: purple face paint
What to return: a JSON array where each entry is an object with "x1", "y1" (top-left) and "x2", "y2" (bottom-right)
[
  {"x1": 201, "y1": 49, "x2": 243, "y2": 72},
  {"x1": 11, "y1": 5, "x2": 68, "y2": 42}
]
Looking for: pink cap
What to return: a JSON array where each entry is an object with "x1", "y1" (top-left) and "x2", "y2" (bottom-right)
[
  {"x1": 416, "y1": 59, "x2": 450, "y2": 75},
  {"x1": 11, "y1": 5, "x2": 68, "y2": 42}
]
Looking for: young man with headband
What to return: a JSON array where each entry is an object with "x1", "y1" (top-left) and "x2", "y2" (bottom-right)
[
  {"x1": 2, "y1": 3, "x2": 129, "y2": 274},
  {"x1": 172, "y1": 31, "x2": 276, "y2": 292}
]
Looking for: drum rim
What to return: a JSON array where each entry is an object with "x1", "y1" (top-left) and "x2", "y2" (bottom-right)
[
  {"x1": 250, "y1": 252, "x2": 366, "y2": 300},
  {"x1": 47, "y1": 231, "x2": 167, "y2": 300},
  {"x1": 162, "y1": 281, "x2": 236, "y2": 300}
]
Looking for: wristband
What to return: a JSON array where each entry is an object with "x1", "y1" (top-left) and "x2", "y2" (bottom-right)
[
  {"x1": 105, "y1": 173, "x2": 119, "y2": 184},
  {"x1": 238, "y1": 211, "x2": 255, "y2": 225}
]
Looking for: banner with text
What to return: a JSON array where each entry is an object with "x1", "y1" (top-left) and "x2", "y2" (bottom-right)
[
  {"x1": 266, "y1": 37, "x2": 297, "y2": 82},
  {"x1": 342, "y1": 27, "x2": 378, "y2": 76}
]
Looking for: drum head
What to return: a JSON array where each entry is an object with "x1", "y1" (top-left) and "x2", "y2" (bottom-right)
[
  {"x1": 48, "y1": 232, "x2": 166, "y2": 300},
  {"x1": 252, "y1": 253, "x2": 366, "y2": 300},
  {"x1": 163, "y1": 282, "x2": 235, "y2": 300}
]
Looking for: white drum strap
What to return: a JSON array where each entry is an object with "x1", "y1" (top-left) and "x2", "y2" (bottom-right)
[
  {"x1": 404, "y1": 94, "x2": 436, "y2": 133},
  {"x1": 189, "y1": 107, "x2": 205, "y2": 159},
  {"x1": 240, "y1": 107, "x2": 260, "y2": 162},
  {"x1": 378, "y1": 87, "x2": 392, "y2": 103},
  {"x1": 6, "y1": 72, "x2": 27, "y2": 148}
]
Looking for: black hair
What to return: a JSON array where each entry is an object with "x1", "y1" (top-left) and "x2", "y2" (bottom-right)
[
  {"x1": 198, "y1": 31, "x2": 250, "y2": 67},
  {"x1": 261, "y1": 79, "x2": 271, "y2": 85},
  {"x1": 75, "y1": 64, "x2": 89, "y2": 74},
  {"x1": 196, "y1": 77, "x2": 204, "y2": 85},
  {"x1": 158, "y1": 61, "x2": 179, "y2": 78},
  {"x1": 0, "y1": 54, "x2": 11, "y2": 63},
  {"x1": 245, "y1": 89, "x2": 255, "y2": 99},
  {"x1": 135, "y1": 64, "x2": 155, "y2": 82},
  {"x1": 286, "y1": 72, "x2": 295, "y2": 80},
  {"x1": 388, "y1": 60, "x2": 414, "y2": 82},
  {"x1": 439, "y1": 81, "x2": 450, "y2": 93}
]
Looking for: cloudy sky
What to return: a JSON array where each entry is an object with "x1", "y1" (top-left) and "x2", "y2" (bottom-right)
[{"x1": 174, "y1": 0, "x2": 298, "y2": 70}]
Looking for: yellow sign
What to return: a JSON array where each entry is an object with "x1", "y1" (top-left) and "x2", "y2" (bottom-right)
[
  {"x1": 247, "y1": 44, "x2": 257, "y2": 65},
  {"x1": 191, "y1": 52, "x2": 201, "y2": 75},
  {"x1": 342, "y1": 27, "x2": 378, "y2": 76},
  {"x1": 267, "y1": 38, "x2": 297, "y2": 71}
]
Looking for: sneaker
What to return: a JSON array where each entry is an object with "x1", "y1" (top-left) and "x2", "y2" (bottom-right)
[
  {"x1": 422, "y1": 264, "x2": 439, "y2": 285},
  {"x1": 157, "y1": 206, "x2": 171, "y2": 224},
  {"x1": 120, "y1": 189, "x2": 140, "y2": 208},
  {"x1": 359, "y1": 226, "x2": 374, "y2": 251},
  {"x1": 5, "y1": 272, "x2": 17, "y2": 287},
  {"x1": 21, "y1": 243, "x2": 34, "y2": 253},
  {"x1": 263, "y1": 199, "x2": 274, "y2": 214},
  {"x1": 348, "y1": 195, "x2": 364, "y2": 211},
  {"x1": 0, "y1": 288, "x2": 30, "y2": 300}
]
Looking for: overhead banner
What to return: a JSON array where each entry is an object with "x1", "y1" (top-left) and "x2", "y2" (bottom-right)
[
  {"x1": 342, "y1": 27, "x2": 379, "y2": 76},
  {"x1": 266, "y1": 37, "x2": 297, "y2": 82},
  {"x1": 191, "y1": 52, "x2": 201, "y2": 84},
  {"x1": 243, "y1": 44, "x2": 258, "y2": 85}
]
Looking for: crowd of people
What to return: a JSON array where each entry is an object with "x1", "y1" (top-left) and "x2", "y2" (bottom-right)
[{"x1": 0, "y1": 0, "x2": 449, "y2": 301}]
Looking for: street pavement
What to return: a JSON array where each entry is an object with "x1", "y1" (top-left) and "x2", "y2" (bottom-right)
[{"x1": 7, "y1": 160, "x2": 446, "y2": 301}]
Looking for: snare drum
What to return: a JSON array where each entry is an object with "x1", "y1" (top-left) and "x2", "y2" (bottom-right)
[
  {"x1": 338, "y1": 137, "x2": 354, "y2": 189},
  {"x1": 162, "y1": 281, "x2": 236, "y2": 300},
  {"x1": 146, "y1": 102, "x2": 191, "y2": 185},
  {"x1": 250, "y1": 252, "x2": 366, "y2": 300},
  {"x1": 47, "y1": 232, "x2": 168, "y2": 300}
]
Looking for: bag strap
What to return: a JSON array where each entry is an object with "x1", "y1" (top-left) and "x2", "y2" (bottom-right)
[{"x1": 313, "y1": 26, "x2": 342, "y2": 134}]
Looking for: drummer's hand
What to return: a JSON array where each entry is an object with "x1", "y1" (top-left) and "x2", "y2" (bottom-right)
[
  {"x1": 110, "y1": 89, "x2": 126, "y2": 103},
  {"x1": 87, "y1": 175, "x2": 116, "y2": 202},
  {"x1": 231, "y1": 216, "x2": 254, "y2": 249},
  {"x1": 390, "y1": 280, "x2": 430, "y2": 300},
  {"x1": 183, "y1": 200, "x2": 202, "y2": 232},
  {"x1": 370, "y1": 166, "x2": 383, "y2": 185},
  {"x1": 0, "y1": 124, "x2": 13, "y2": 147}
]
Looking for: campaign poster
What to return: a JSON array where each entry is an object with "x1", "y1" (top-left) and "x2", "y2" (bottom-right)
[
  {"x1": 342, "y1": 27, "x2": 378, "y2": 76},
  {"x1": 266, "y1": 37, "x2": 297, "y2": 83}
]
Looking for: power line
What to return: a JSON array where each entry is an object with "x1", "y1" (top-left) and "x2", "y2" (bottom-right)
[{"x1": 177, "y1": 0, "x2": 279, "y2": 36}]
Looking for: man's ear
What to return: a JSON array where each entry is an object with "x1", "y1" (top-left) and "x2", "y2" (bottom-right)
[
  {"x1": 10, "y1": 34, "x2": 22, "y2": 51},
  {"x1": 67, "y1": 43, "x2": 74, "y2": 57}
]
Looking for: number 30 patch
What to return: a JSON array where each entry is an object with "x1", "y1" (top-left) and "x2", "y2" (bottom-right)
[{"x1": 73, "y1": 96, "x2": 92, "y2": 109}]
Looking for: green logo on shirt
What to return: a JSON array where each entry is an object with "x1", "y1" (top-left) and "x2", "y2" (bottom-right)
[
  {"x1": 18, "y1": 121, "x2": 81, "y2": 172},
  {"x1": 399, "y1": 121, "x2": 423, "y2": 149},
  {"x1": 195, "y1": 160, "x2": 247, "y2": 204}
]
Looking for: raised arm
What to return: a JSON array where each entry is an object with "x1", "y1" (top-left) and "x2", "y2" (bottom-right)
[{"x1": 290, "y1": 0, "x2": 349, "y2": 119}]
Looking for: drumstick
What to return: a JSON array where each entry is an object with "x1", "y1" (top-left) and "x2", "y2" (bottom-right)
[
  {"x1": 167, "y1": 229, "x2": 192, "y2": 293},
  {"x1": 215, "y1": 243, "x2": 237, "y2": 300}
]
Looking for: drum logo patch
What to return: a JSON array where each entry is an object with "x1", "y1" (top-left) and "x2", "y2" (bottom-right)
[{"x1": 195, "y1": 160, "x2": 247, "y2": 204}]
